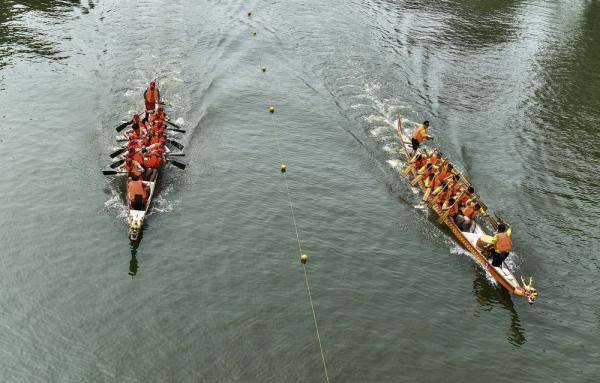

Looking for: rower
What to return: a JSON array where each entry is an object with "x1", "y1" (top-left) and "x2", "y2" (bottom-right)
[
  {"x1": 127, "y1": 146, "x2": 145, "y2": 166},
  {"x1": 123, "y1": 157, "x2": 144, "y2": 178},
  {"x1": 431, "y1": 181, "x2": 450, "y2": 205},
  {"x1": 433, "y1": 163, "x2": 453, "y2": 189},
  {"x1": 129, "y1": 175, "x2": 149, "y2": 210},
  {"x1": 441, "y1": 197, "x2": 459, "y2": 222},
  {"x1": 128, "y1": 122, "x2": 146, "y2": 141},
  {"x1": 143, "y1": 149, "x2": 162, "y2": 180},
  {"x1": 456, "y1": 201, "x2": 481, "y2": 233},
  {"x1": 477, "y1": 223, "x2": 513, "y2": 267},
  {"x1": 143, "y1": 80, "x2": 160, "y2": 120},
  {"x1": 411, "y1": 120, "x2": 432, "y2": 154}
]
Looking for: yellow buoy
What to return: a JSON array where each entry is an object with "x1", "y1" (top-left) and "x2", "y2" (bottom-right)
[
  {"x1": 280, "y1": 164, "x2": 286, "y2": 173},
  {"x1": 300, "y1": 254, "x2": 308, "y2": 264},
  {"x1": 252, "y1": 31, "x2": 257, "y2": 36},
  {"x1": 269, "y1": 106, "x2": 275, "y2": 113},
  {"x1": 261, "y1": 66, "x2": 267, "y2": 72},
  {"x1": 247, "y1": 11, "x2": 252, "y2": 17}
]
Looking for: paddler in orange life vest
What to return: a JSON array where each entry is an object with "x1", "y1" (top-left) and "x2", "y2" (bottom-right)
[
  {"x1": 129, "y1": 174, "x2": 149, "y2": 210},
  {"x1": 143, "y1": 80, "x2": 161, "y2": 118},
  {"x1": 478, "y1": 223, "x2": 513, "y2": 267},
  {"x1": 411, "y1": 120, "x2": 433, "y2": 154},
  {"x1": 143, "y1": 148, "x2": 163, "y2": 180},
  {"x1": 123, "y1": 156, "x2": 144, "y2": 178}
]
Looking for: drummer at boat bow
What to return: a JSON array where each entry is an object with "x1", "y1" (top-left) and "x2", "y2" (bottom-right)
[
  {"x1": 411, "y1": 120, "x2": 433, "y2": 154},
  {"x1": 477, "y1": 223, "x2": 513, "y2": 266}
]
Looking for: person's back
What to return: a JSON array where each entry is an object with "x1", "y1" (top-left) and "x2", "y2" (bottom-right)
[{"x1": 129, "y1": 176, "x2": 147, "y2": 209}]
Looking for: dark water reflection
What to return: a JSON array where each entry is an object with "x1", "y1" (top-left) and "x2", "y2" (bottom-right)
[
  {"x1": 473, "y1": 273, "x2": 526, "y2": 347},
  {"x1": 0, "y1": 0, "x2": 91, "y2": 68}
]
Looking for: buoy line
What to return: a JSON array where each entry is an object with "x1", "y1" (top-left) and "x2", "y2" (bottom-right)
[{"x1": 249, "y1": 11, "x2": 331, "y2": 383}]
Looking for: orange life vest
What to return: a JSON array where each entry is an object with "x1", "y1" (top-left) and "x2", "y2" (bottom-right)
[
  {"x1": 495, "y1": 232, "x2": 512, "y2": 253},
  {"x1": 461, "y1": 205, "x2": 476, "y2": 219},
  {"x1": 130, "y1": 129, "x2": 144, "y2": 140},
  {"x1": 151, "y1": 135, "x2": 165, "y2": 145},
  {"x1": 144, "y1": 154, "x2": 162, "y2": 169},
  {"x1": 412, "y1": 125, "x2": 428, "y2": 143},
  {"x1": 448, "y1": 202, "x2": 459, "y2": 217},
  {"x1": 124, "y1": 161, "x2": 142, "y2": 178},
  {"x1": 131, "y1": 152, "x2": 144, "y2": 164},
  {"x1": 144, "y1": 87, "x2": 159, "y2": 104},
  {"x1": 129, "y1": 179, "x2": 147, "y2": 199}
]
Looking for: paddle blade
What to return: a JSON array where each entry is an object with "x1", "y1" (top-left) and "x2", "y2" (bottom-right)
[
  {"x1": 116, "y1": 121, "x2": 131, "y2": 132},
  {"x1": 168, "y1": 128, "x2": 186, "y2": 133},
  {"x1": 110, "y1": 159, "x2": 125, "y2": 169},
  {"x1": 109, "y1": 147, "x2": 126, "y2": 158},
  {"x1": 169, "y1": 160, "x2": 187, "y2": 170},
  {"x1": 102, "y1": 170, "x2": 119, "y2": 175},
  {"x1": 166, "y1": 120, "x2": 183, "y2": 130},
  {"x1": 167, "y1": 153, "x2": 185, "y2": 157},
  {"x1": 168, "y1": 140, "x2": 184, "y2": 150},
  {"x1": 402, "y1": 164, "x2": 413, "y2": 177}
]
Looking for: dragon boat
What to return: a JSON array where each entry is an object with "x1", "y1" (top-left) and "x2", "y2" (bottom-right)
[{"x1": 396, "y1": 119, "x2": 538, "y2": 304}]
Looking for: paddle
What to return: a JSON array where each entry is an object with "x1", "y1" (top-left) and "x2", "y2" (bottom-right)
[
  {"x1": 166, "y1": 120, "x2": 184, "y2": 130},
  {"x1": 167, "y1": 127, "x2": 186, "y2": 133},
  {"x1": 115, "y1": 120, "x2": 132, "y2": 133},
  {"x1": 166, "y1": 153, "x2": 185, "y2": 157},
  {"x1": 109, "y1": 147, "x2": 127, "y2": 158},
  {"x1": 110, "y1": 159, "x2": 125, "y2": 169},
  {"x1": 102, "y1": 170, "x2": 127, "y2": 176},
  {"x1": 438, "y1": 189, "x2": 466, "y2": 224},
  {"x1": 168, "y1": 139, "x2": 184, "y2": 150},
  {"x1": 168, "y1": 160, "x2": 187, "y2": 170}
]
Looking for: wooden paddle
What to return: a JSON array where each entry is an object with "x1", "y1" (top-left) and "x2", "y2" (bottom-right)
[
  {"x1": 102, "y1": 170, "x2": 127, "y2": 176},
  {"x1": 167, "y1": 127, "x2": 186, "y2": 133},
  {"x1": 166, "y1": 120, "x2": 184, "y2": 130},
  {"x1": 109, "y1": 147, "x2": 127, "y2": 158},
  {"x1": 168, "y1": 139, "x2": 184, "y2": 150},
  {"x1": 168, "y1": 160, "x2": 187, "y2": 170},
  {"x1": 438, "y1": 189, "x2": 466, "y2": 224},
  {"x1": 115, "y1": 121, "x2": 132, "y2": 133},
  {"x1": 110, "y1": 159, "x2": 125, "y2": 169}
]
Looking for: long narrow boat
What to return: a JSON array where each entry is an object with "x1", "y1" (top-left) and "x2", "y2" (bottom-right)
[{"x1": 396, "y1": 119, "x2": 538, "y2": 304}]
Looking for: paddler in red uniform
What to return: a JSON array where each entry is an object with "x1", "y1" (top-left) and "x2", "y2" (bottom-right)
[
  {"x1": 441, "y1": 197, "x2": 460, "y2": 222},
  {"x1": 411, "y1": 120, "x2": 433, "y2": 154}
]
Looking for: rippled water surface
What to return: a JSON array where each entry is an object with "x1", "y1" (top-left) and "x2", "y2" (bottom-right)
[{"x1": 1, "y1": 0, "x2": 599, "y2": 381}]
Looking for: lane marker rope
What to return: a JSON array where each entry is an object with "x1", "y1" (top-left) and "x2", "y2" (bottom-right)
[{"x1": 252, "y1": 22, "x2": 331, "y2": 381}]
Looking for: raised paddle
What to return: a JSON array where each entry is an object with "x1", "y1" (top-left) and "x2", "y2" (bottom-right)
[
  {"x1": 166, "y1": 120, "x2": 184, "y2": 130},
  {"x1": 168, "y1": 160, "x2": 187, "y2": 170},
  {"x1": 168, "y1": 139, "x2": 184, "y2": 150},
  {"x1": 109, "y1": 147, "x2": 127, "y2": 158},
  {"x1": 102, "y1": 170, "x2": 128, "y2": 176},
  {"x1": 110, "y1": 159, "x2": 125, "y2": 169}
]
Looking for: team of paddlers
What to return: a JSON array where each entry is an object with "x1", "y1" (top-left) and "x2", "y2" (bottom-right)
[
  {"x1": 405, "y1": 121, "x2": 513, "y2": 267},
  {"x1": 122, "y1": 81, "x2": 167, "y2": 210}
]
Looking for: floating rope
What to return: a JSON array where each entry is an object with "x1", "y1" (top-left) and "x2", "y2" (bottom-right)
[{"x1": 250, "y1": 11, "x2": 330, "y2": 382}]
